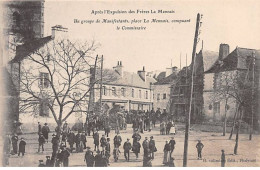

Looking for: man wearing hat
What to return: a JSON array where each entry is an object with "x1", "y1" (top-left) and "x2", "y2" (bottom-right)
[
  {"x1": 81, "y1": 132, "x2": 87, "y2": 149},
  {"x1": 105, "y1": 138, "x2": 111, "y2": 165},
  {"x1": 60, "y1": 145, "x2": 70, "y2": 167},
  {"x1": 123, "y1": 138, "x2": 132, "y2": 161},
  {"x1": 93, "y1": 130, "x2": 100, "y2": 151},
  {"x1": 196, "y1": 140, "x2": 204, "y2": 159},
  {"x1": 42, "y1": 123, "x2": 50, "y2": 143},
  {"x1": 51, "y1": 134, "x2": 59, "y2": 154},
  {"x1": 113, "y1": 132, "x2": 122, "y2": 148},
  {"x1": 100, "y1": 134, "x2": 107, "y2": 152},
  {"x1": 221, "y1": 149, "x2": 226, "y2": 167},
  {"x1": 18, "y1": 137, "x2": 26, "y2": 156},
  {"x1": 84, "y1": 147, "x2": 94, "y2": 167},
  {"x1": 11, "y1": 133, "x2": 18, "y2": 154},
  {"x1": 45, "y1": 156, "x2": 52, "y2": 167},
  {"x1": 142, "y1": 137, "x2": 149, "y2": 158},
  {"x1": 38, "y1": 133, "x2": 46, "y2": 153},
  {"x1": 38, "y1": 122, "x2": 42, "y2": 135},
  {"x1": 169, "y1": 137, "x2": 176, "y2": 158},
  {"x1": 94, "y1": 150, "x2": 103, "y2": 167},
  {"x1": 149, "y1": 136, "x2": 156, "y2": 160}
]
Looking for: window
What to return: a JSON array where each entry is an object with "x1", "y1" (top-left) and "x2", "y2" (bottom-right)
[
  {"x1": 163, "y1": 93, "x2": 167, "y2": 99},
  {"x1": 112, "y1": 87, "x2": 116, "y2": 96},
  {"x1": 13, "y1": 12, "x2": 21, "y2": 27},
  {"x1": 39, "y1": 72, "x2": 49, "y2": 88},
  {"x1": 213, "y1": 102, "x2": 220, "y2": 114},
  {"x1": 145, "y1": 91, "x2": 148, "y2": 99},
  {"x1": 139, "y1": 90, "x2": 142, "y2": 98},
  {"x1": 157, "y1": 94, "x2": 160, "y2": 100},
  {"x1": 132, "y1": 89, "x2": 135, "y2": 98},
  {"x1": 121, "y1": 88, "x2": 125, "y2": 97},
  {"x1": 103, "y1": 86, "x2": 107, "y2": 96}
]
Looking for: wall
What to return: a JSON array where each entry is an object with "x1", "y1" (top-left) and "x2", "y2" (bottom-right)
[{"x1": 153, "y1": 84, "x2": 171, "y2": 111}]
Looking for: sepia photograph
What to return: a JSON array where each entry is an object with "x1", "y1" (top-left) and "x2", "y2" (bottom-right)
[{"x1": 0, "y1": 0, "x2": 259, "y2": 167}]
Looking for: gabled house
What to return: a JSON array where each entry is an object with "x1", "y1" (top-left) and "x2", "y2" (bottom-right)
[{"x1": 205, "y1": 45, "x2": 260, "y2": 127}]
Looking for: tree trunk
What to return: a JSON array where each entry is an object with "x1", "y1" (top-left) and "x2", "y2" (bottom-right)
[
  {"x1": 229, "y1": 104, "x2": 239, "y2": 140},
  {"x1": 234, "y1": 107, "x2": 243, "y2": 155},
  {"x1": 51, "y1": 122, "x2": 62, "y2": 167},
  {"x1": 223, "y1": 98, "x2": 228, "y2": 136}
]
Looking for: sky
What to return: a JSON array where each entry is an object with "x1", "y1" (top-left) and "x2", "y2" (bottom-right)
[{"x1": 44, "y1": 0, "x2": 260, "y2": 73}]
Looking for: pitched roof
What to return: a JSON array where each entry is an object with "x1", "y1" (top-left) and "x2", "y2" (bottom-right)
[
  {"x1": 154, "y1": 72, "x2": 177, "y2": 85},
  {"x1": 205, "y1": 47, "x2": 260, "y2": 73},
  {"x1": 100, "y1": 69, "x2": 156, "y2": 89},
  {"x1": 10, "y1": 36, "x2": 52, "y2": 63},
  {"x1": 201, "y1": 50, "x2": 219, "y2": 71}
]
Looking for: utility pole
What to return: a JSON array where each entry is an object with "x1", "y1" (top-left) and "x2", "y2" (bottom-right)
[
  {"x1": 249, "y1": 52, "x2": 255, "y2": 140},
  {"x1": 99, "y1": 55, "x2": 104, "y2": 114},
  {"x1": 183, "y1": 13, "x2": 202, "y2": 167}
]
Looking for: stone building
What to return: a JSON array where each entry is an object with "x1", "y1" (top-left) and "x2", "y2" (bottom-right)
[
  {"x1": 1, "y1": 0, "x2": 45, "y2": 133},
  {"x1": 152, "y1": 67, "x2": 178, "y2": 112},
  {"x1": 93, "y1": 62, "x2": 156, "y2": 112},
  {"x1": 205, "y1": 45, "x2": 260, "y2": 128}
]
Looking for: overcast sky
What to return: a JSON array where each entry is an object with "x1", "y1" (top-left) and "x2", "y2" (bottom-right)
[{"x1": 44, "y1": 0, "x2": 260, "y2": 73}]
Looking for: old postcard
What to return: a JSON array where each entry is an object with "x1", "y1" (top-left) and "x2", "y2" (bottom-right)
[{"x1": 0, "y1": 0, "x2": 259, "y2": 167}]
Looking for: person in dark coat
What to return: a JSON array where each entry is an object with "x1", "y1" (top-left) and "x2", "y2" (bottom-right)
[
  {"x1": 123, "y1": 138, "x2": 132, "y2": 161},
  {"x1": 142, "y1": 137, "x2": 149, "y2": 158},
  {"x1": 38, "y1": 133, "x2": 46, "y2": 152},
  {"x1": 60, "y1": 146, "x2": 70, "y2": 167},
  {"x1": 104, "y1": 124, "x2": 111, "y2": 137},
  {"x1": 38, "y1": 122, "x2": 42, "y2": 135},
  {"x1": 18, "y1": 137, "x2": 26, "y2": 156},
  {"x1": 51, "y1": 134, "x2": 59, "y2": 155},
  {"x1": 169, "y1": 137, "x2": 176, "y2": 158},
  {"x1": 132, "y1": 131, "x2": 141, "y2": 143},
  {"x1": 84, "y1": 147, "x2": 95, "y2": 167},
  {"x1": 45, "y1": 156, "x2": 52, "y2": 167},
  {"x1": 93, "y1": 130, "x2": 100, "y2": 151},
  {"x1": 81, "y1": 132, "x2": 87, "y2": 149},
  {"x1": 196, "y1": 140, "x2": 204, "y2": 159},
  {"x1": 41, "y1": 123, "x2": 50, "y2": 143},
  {"x1": 75, "y1": 131, "x2": 81, "y2": 152},
  {"x1": 100, "y1": 134, "x2": 107, "y2": 152},
  {"x1": 149, "y1": 136, "x2": 156, "y2": 159},
  {"x1": 113, "y1": 132, "x2": 122, "y2": 148},
  {"x1": 67, "y1": 130, "x2": 75, "y2": 151},
  {"x1": 221, "y1": 149, "x2": 226, "y2": 167},
  {"x1": 94, "y1": 150, "x2": 103, "y2": 167},
  {"x1": 105, "y1": 138, "x2": 111, "y2": 165},
  {"x1": 166, "y1": 121, "x2": 173, "y2": 135},
  {"x1": 163, "y1": 141, "x2": 171, "y2": 165},
  {"x1": 11, "y1": 134, "x2": 18, "y2": 154},
  {"x1": 132, "y1": 139, "x2": 141, "y2": 159}
]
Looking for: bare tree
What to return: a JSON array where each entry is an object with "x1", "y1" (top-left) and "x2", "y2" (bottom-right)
[
  {"x1": 19, "y1": 38, "x2": 100, "y2": 160},
  {"x1": 211, "y1": 71, "x2": 233, "y2": 136},
  {"x1": 213, "y1": 70, "x2": 253, "y2": 154}
]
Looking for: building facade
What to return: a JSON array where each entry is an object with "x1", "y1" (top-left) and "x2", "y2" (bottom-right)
[
  {"x1": 205, "y1": 45, "x2": 260, "y2": 128},
  {"x1": 152, "y1": 67, "x2": 178, "y2": 112},
  {"x1": 92, "y1": 62, "x2": 156, "y2": 112}
]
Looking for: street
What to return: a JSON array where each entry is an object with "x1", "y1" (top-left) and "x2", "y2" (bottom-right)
[{"x1": 7, "y1": 124, "x2": 260, "y2": 167}]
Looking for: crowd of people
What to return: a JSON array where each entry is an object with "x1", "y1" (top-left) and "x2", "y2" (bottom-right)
[{"x1": 3, "y1": 108, "x2": 227, "y2": 167}]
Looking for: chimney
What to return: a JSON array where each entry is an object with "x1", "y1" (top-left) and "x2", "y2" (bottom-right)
[
  {"x1": 219, "y1": 44, "x2": 229, "y2": 60},
  {"x1": 138, "y1": 66, "x2": 146, "y2": 81},
  {"x1": 51, "y1": 25, "x2": 68, "y2": 39},
  {"x1": 113, "y1": 61, "x2": 123, "y2": 77},
  {"x1": 165, "y1": 66, "x2": 178, "y2": 77}
]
